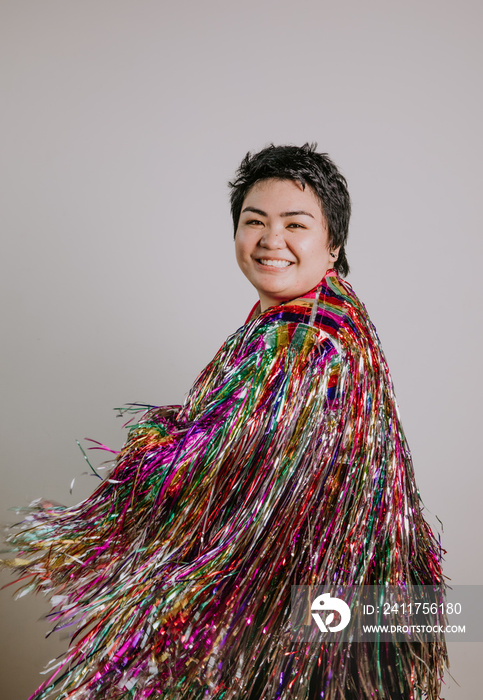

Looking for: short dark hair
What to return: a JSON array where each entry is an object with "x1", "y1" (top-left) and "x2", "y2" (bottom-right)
[{"x1": 228, "y1": 143, "x2": 351, "y2": 277}]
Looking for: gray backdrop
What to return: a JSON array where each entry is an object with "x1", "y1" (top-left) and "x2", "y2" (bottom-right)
[{"x1": 1, "y1": 1, "x2": 481, "y2": 697}]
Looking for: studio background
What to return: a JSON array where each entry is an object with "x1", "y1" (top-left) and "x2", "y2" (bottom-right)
[{"x1": 1, "y1": 1, "x2": 481, "y2": 698}]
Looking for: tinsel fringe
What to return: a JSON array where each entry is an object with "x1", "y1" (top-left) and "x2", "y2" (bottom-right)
[{"x1": 3, "y1": 272, "x2": 448, "y2": 699}]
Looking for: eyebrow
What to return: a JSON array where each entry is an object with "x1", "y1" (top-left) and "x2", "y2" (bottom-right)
[{"x1": 241, "y1": 206, "x2": 315, "y2": 219}]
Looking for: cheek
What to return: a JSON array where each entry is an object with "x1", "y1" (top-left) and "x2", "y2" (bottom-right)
[
  {"x1": 235, "y1": 231, "x2": 253, "y2": 261},
  {"x1": 300, "y1": 239, "x2": 330, "y2": 273},
  {"x1": 234, "y1": 235, "x2": 248, "y2": 267},
  {"x1": 297, "y1": 236, "x2": 328, "y2": 261}
]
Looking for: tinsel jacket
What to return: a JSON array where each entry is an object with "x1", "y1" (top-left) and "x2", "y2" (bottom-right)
[{"x1": 4, "y1": 268, "x2": 448, "y2": 700}]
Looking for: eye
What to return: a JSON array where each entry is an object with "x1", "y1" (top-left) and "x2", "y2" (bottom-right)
[
  {"x1": 287, "y1": 222, "x2": 305, "y2": 229},
  {"x1": 246, "y1": 219, "x2": 263, "y2": 226}
]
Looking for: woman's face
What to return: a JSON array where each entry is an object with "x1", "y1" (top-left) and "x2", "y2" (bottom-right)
[{"x1": 235, "y1": 178, "x2": 339, "y2": 311}]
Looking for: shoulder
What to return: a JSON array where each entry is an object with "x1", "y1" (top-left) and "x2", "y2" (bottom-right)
[
  {"x1": 239, "y1": 274, "x2": 390, "y2": 387},
  {"x1": 238, "y1": 309, "x2": 339, "y2": 369},
  {"x1": 244, "y1": 275, "x2": 373, "y2": 348}
]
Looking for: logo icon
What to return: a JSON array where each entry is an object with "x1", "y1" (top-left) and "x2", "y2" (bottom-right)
[{"x1": 311, "y1": 593, "x2": 351, "y2": 632}]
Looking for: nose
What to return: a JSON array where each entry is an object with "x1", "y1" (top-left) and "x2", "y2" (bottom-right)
[{"x1": 259, "y1": 224, "x2": 285, "y2": 249}]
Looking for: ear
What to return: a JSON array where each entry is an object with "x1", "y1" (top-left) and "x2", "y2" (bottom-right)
[{"x1": 329, "y1": 245, "x2": 341, "y2": 262}]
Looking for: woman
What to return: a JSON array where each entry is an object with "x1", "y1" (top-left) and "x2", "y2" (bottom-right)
[{"x1": 4, "y1": 144, "x2": 447, "y2": 699}]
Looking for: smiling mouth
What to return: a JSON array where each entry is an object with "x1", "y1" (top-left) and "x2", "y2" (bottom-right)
[{"x1": 256, "y1": 258, "x2": 294, "y2": 268}]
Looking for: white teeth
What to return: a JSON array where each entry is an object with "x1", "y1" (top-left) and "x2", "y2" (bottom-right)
[{"x1": 258, "y1": 259, "x2": 292, "y2": 268}]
